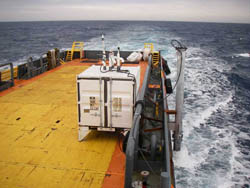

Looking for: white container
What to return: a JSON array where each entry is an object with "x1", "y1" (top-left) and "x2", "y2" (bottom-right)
[{"x1": 77, "y1": 65, "x2": 140, "y2": 140}]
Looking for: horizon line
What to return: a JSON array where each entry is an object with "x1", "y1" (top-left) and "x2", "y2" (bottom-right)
[{"x1": 0, "y1": 19, "x2": 249, "y2": 25}]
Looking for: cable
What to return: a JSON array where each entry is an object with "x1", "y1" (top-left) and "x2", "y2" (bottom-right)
[
  {"x1": 171, "y1": 39, "x2": 186, "y2": 49},
  {"x1": 117, "y1": 67, "x2": 136, "y2": 80},
  {"x1": 138, "y1": 149, "x2": 157, "y2": 176},
  {"x1": 169, "y1": 40, "x2": 186, "y2": 92},
  {"x1": 99, "y1": 65, "x2": 135, "y2": 80},
  {"x1": 99, "y1": 65, "x2": 110, "y2": 73},
  {"x1": 160, "y1": 40, "x2": 187, "y2": 102},
  {"x1": 117, "y1": 131, "x2": 125, "y2": 153}
]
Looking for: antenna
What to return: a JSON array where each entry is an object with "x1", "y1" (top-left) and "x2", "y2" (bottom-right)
[
  {"x1": 101, "y1": 34, "x2": 106, "y2": 70},
  {"x1": 117, "y1": 46, "x2": 121, "y2": 71}
]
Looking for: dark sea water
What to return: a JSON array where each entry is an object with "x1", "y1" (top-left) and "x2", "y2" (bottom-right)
[{"x1": 0, "y1": 21, "x2": 250, "y2": 187}]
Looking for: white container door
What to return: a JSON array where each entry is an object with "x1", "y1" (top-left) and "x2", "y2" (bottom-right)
[
  {"x1": 108, "y1": 80, "x2": 134, "y2": 129},
  {"x1": 78, "y1": 79, "x2": 104, "y2": 127}
]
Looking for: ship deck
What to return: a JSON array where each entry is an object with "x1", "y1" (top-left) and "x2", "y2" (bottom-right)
[{"x1": 0, "y1": 59, "x2": 148, "y2": 188}]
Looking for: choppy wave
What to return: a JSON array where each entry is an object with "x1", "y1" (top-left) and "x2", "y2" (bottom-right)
[
  {"x1": 0, "y1": 21, "x2": 250, "y2": 187},
  {"x1": 235, "y1": 53, "x2": 250, "y2": 57}
]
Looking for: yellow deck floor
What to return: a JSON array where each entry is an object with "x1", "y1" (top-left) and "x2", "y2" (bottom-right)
[{"x1": 0, "y1": 65, "x2": 118, "y2": 188}]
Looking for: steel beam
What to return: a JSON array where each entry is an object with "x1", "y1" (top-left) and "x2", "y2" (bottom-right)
[
  {"x1": 174, "y1": 48, "x2": 186, "y2": 151},
  {"x1": 160, "y1": 57, "x2": 173, "y2": 188}
]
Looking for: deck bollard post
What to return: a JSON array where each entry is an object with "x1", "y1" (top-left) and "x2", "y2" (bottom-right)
[{"x1": 161, "y1": 171, "x2": 170, "y2": 188}]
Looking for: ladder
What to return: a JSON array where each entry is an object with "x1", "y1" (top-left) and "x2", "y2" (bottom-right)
[
  {"x1": 152, "y1": 51, "x2": 160, "y2": 66},
  {"x1": 66, "y1": 41, "x2": 84, "y2": 61},
  {"x1": 144, "y1": 43, "x2": 159, "y2": 66}
]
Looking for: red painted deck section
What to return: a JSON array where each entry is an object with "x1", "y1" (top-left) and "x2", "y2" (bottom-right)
[{"x1": 102, "y1": 61, "x2": 148, "y2": 188}]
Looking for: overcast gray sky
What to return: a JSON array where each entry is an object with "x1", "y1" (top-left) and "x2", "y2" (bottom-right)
[{"x1": 0, "y1": 0, "x2": 249, "y2": 23}]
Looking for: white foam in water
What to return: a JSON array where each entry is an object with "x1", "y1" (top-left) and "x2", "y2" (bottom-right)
[
  {"x1": 215, "y1": 127, "x2": 247, "y2": 188},
  {"x1": 235, "y1": 53, "x2": 250, "y2": 57},
  {"x1": 168, "y1": 44, "x2": 250, "y2": 187},
  {"x1": 2, "y1": 24, "x2": 249, "y2": 187},
  {"x1": 60, "y1": 48, "x2": 70, "y2": 51},
  {"x1": 193, "y1": 94, "x2": 232, "y2": 129},
  {"x1": 186, "y1": 57, "x2": 202, "y2": 61},
  {"x1": 174, "y1": 141, "x2": 212, "y2": 171},
  {"x1": 174, "y1": 144, "x2": 198, "y2": 170}
]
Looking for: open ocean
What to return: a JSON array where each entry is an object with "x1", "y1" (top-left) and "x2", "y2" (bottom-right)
[{"x1": 0, "y1": 21, "x2": 250, "y2": 187}]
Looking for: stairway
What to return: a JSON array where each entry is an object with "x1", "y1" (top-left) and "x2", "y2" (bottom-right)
[
  {"x1": 152, "y1": 51, "x2": 160, "y2": 66},
  {"x1": 66, "y1": 41, "x2": 84, "y2": 61}
]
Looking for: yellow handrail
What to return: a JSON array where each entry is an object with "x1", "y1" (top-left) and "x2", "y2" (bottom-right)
[
  {"x1": 144, "y1": 43, "x2": 154, "y2": 52},
  {"x1": 66, "y1": 41, "x2": 84, "y2": 61}
]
